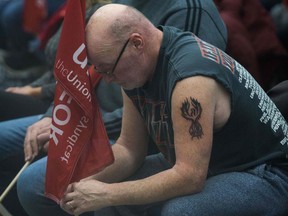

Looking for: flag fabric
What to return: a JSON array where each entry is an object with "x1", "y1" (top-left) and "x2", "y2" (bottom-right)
[
  {"x1": 38, "y1": 3, "x2": 67, "y2": 50},
  {"x1": 45, "y1": 0, "x2": 114, "y2": 203},
  {"x1": 23, "y1": 0, "x2": 47, "y2": 34}
]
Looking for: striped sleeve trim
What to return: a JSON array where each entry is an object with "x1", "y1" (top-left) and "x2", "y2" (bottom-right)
[{"x1": 185, "y1": 0, "x2": 202, "y2": 35}]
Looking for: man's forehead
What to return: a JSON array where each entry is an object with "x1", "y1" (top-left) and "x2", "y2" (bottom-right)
[
  {"x1": 87, "y1": 39, "x2": 116, "y2": 66},
  {"x1": 91, "y1": 39, "x2": 115, "y2": 54},
  {"x1": 86, "y1": 15, "x2": 116, "y2": 59},
  {"x1": 86, "y1": 27, "x2": 113, "y2": 51}
]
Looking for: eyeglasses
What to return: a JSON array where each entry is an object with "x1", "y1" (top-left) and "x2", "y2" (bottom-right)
[{"x1": 95, "y1": 38, "x2": 130, "y2": 76}]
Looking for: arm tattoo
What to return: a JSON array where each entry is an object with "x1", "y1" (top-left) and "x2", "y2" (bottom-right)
[{"x1": 180, "y1": 97, "x2": 203, "y2": 139}]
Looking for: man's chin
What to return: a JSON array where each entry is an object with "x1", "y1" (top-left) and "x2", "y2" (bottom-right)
[
  {"x1": 122, "y1": 86, "x2": 135, "y2": 90},
  {"x1": 120, "y1": 82, "x2": 143, "y2": 90}
]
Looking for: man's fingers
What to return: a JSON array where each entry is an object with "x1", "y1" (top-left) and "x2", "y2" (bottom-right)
[
  {"x1": 24, "y1": 126, "x2": 39, "y2": 161},
  {"x1": 37, "y1": 133, "x2": 50, "y2": 149}
]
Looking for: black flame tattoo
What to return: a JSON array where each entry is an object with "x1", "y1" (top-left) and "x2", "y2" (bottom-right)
[{"x1": 180, "y1": 97, "x2": 203, "y2": 139}]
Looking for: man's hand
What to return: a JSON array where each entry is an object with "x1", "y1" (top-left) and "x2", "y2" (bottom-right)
[
  {"x1": 5, "y1": 85, "x2": 42, "y2": 97},
  {"x1": 60, "y1": 179, "x2": 109, "y2": 215},
  {"x1": 24, "y1": 117, "x2": 52, "y2": 162}
]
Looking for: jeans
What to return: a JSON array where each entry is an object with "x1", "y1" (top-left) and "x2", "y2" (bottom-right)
[
  {"x1": 0, "y1": 114, "x2": 42, "y2": 216},
  {"x1": 18, "y1": 153, "x2": 288, "y2": 216},
  {"x1": 0, "y1": 114, "x2": 42, "y2": 161},
  {"x1": 17, "y1": 156, "x2": 94, "y2": 216}
]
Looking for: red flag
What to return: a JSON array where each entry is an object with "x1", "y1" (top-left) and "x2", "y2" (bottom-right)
[
  {"x1": 45, "y1": 0, "x2": 114, "y2": 203},
  {"x1": 38, "y1": 3, "x2": 67, "y2": 50},
  {"x1": 23, "y1": 0, "x2": 47, "y2": 34}
]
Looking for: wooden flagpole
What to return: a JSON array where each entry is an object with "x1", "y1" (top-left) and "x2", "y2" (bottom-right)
[
  {"x1": 0, "y1": 203, "x2": 12, "y2": 216},
  {"x1": 0, "y1": 161, "x2": 30, "y2": 203}
]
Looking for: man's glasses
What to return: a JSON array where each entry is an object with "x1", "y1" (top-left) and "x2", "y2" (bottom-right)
[{"x1": 95, "y1": 38, "x2": 130, "y2": 76}]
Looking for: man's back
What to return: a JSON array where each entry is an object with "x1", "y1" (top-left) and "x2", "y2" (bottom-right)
[{"x1": 114, "y1": 0, "x2": 227, "y2": 50}]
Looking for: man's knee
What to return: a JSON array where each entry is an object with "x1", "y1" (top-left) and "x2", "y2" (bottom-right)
[
  {"x1": 161, "y1": 198, "x2": 193, "y2": 216},
  {"x1": 17, "y1": 164, "x2": 34, "y2": 210},
  {"x1": 17, "y1": 158, "x2": 46, "y2": 211},
  {"x1": 94, "y1": 207, "x2": 120, "y2": 216},
  {"x1": 160, "y1": 196, "x2": 211, "y2": 216}
]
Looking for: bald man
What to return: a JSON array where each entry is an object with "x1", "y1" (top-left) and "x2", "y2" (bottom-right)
[
  {"x1": 58, "y1": 4, "x2": 288, "y2": 216},
  {"x1": 16, "y1": 1, "x2": 229, "y2": 216}
]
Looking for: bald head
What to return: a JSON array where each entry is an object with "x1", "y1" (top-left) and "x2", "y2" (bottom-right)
[
  {"x1": 86, "y1": 4, "x2": 163, "y2": 83},
  {"x1": 86, "y1": 4, "x2": 154, "y2": 45}
]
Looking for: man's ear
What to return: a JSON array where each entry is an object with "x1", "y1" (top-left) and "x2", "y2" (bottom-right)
[{"x1": 130, "y1": 33, "x2": 144, "y2": 49}]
